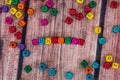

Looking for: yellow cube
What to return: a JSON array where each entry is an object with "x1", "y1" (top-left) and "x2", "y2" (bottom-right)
[
  {"x1": 112, "y1": 62, "x2": 119, "y2": 69},
  {"x1": 45, "y1": 38, "x2": 52, "y2": 44},
  {"x1": 9, "y1": 7, "x2": 17, "y2": 15},
  {"x1": 105, "y1": 55, "x2": 113, "y2": 62},
  {"x1": 5, "y1": 0, "x2": 12, "y2": 5},
  {"x1": 86, "y1": 12, "x2": 94, "y2": 20},
  {"x1": 76, "y1": 0, "x2": 84, "y2": 4},
  {"x1": 15, "y1": 11, "x2": 23, "y2": 19},
  {"x1": 94, "y1": 26, "x2": 102, "y2": 34}
]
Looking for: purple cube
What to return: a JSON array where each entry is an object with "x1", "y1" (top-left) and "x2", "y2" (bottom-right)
[
  {"x1": 72, "y1": 37, "x2": 78, "y2": 44},
  {"x1": 18, "y1": 44, "x2": 26, "y2": 50},
  {"x1": 32, "y1": 38, "x2": 39, "y2": 45},
  {"x1": 5, "y1": 17, "x2": 13, "y2": 24},
  {"x1": 2, "y1": 6, "x2": 9, "y2": 13}
]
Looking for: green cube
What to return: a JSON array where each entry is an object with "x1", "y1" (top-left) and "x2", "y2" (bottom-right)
[
  {"x1": 50, "y1": 8, "x2": 58, "y2": 16},
  {"x1": 12, "y1": 0, "x2": 19, "y2": 6},
  {"x1": 24, "y1": 65, "x2": 32, "y2": 73},
  {"x1": 80, "y1": 60, "x2": 88, "y2": 68},
  {"x1": 65, "y1": 37, "x2": 71, "y2": 44}
]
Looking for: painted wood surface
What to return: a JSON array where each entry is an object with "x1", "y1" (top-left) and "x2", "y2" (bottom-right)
[{"x1": 0, "y1": 0, "x2": 120, "y2": 80}]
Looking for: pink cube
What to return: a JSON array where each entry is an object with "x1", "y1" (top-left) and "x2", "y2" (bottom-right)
[
  {"x1": 46, "y1": 0, "x2": 54, "y2": 8},
  {"x1": 32, "y1": 38, "x2": 39, "y2": 45},
  {"x1": 72, "y1": 37, "x2": 78, "y2": 44},
  {"x1": 40, "y1": 19, "x2": 48, "y2": 26},
  {"x1": 23, "y1": 0, "x2": 27, "y2": 2},
  {"x1": 5, "y1": 17, "x2": 13, "y2": 24}
]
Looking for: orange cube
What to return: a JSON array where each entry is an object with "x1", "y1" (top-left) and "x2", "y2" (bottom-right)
[
  {"x1": 58, "y1": 37, "x2": 64, "y2": 44},
  {"x1": 9, "y1": 41, "x2": 17, "y2": 48},
  {"x1": 18, "y1": 19, "x2": 26, "y2": 27},
  {"x1": 84, "y1": 66, "x2": 93, "y2": 74},
  {"x1": 17, "y1": 3, "x2": 25, "y2": 10},
  {"x1": 27, "y1": 8, "x2": 34, "y2": 15}
]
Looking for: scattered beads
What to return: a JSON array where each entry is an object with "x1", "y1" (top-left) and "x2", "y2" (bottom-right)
[
  {"x1": 22, "y1": 50, "x2": 30, "y2": 57},
  {"x1": 98, "y1": 37, "x2": 106, "y2": 45},
  {"x1": 17, "y1": 2, "x2": 25, "y2": 10},
  {"x1": 50, "y1": 8, "x2": 58, "y2": 16},
  {"x1": 24, "y1": 65, "x2": 32, "y2": 73},
  {"x1": 84, "y1": 66, "x2": 93, "y2": 74},
  {"x1": 38, "y1": 37, "x2": 45, "y2": 45},
  {"x1": 105, "y1": 54, "x2": 113, "y2": 62},
  {"x1": 86, "y1": 74, "x2": 93, "y2": 80},
  {"x1": 112, "y1": 25, "x2": 120, "y2": 33},
  {"x1": 15, "y1": 11, "x2": 23, "y2": 19},
  {"x1": 76, "y1": 0, "x2": 85, "y2": 4},
  {"x1": 91, "y1": 61, "x2": 99, "y2": 69},
  {"x1": 103, "y1": 62, "x2": 111, "y2": 69},
  {"x1": 9, "y1": 26, "x2": 16, "y2": 33},
  {"x1": 39, "y1": 63, "x2": 47, "y2": 71},
  {"x1": 14, "y1": 31, "x2": 22, "y2": 39},
  {"x1": 5, "y1": 17, "x2": 13, "y2": 24},
  {"x1": 32, "y1": 38, "x2": 39, "y2": 45},
  {"x1": 65, "y1": 17, "x2": 73, "y2": 24},
  {"x1": 76, "y1": 12, "x2": 84, "y2": 21},
  {"x1": 80, "y1": 60, "x2": 88, "y2": 68},
  {"x1": 69, "y1": 8, "x2": 77, "y2": 16},
  {"x1": 18, "y1": 43, "x2": 26, "y2": 50},
  {"x1": 2, "y1": 5, "x2": 9, "y2": 13},
  {"x1": 110, "y1": 1, "x2": 118, "y2": 9},
  {"x1": 65, "y1": 72, "x2": 73, "y2": 79},
  {"x1": 12, "y1": 0, "x2": 19, "y2": 6},
  {"x1": 84, "y1": 5, "x2": 91, "y2": 13},
  {"x1": 41, "y1": 5, "x2": 49, "y2": 12},
  {"x1": 48, "y1": 68, "x2": 57, "y2": 76},
  {"x1": 46, "y1": 0, "x2": 54, "y2": 8},
  {"x1": 5, "y1": 0, "x2": 12, "y2": 5},
  {"x1": 9, "y1": 41, "x2": 17, "y2": 48},
  {"x1": 9, "y1": 7, "x2": 17, "y2": 15},
  {"x1": 40, "y1": 19, "x2": 48, "y2": 26},
  {"x1": 112, "y1": 62, "x2": 119, "y2": 69},
  {"x1": 86, "y1": 12, "x2": 94, "y2": 20},
  {"x1": 18, "y1": 19, "x2": 26, "y2": 27},
  {"x1": 89, "y1": 1, "x2": 97, "y2": 8},
  {"x1": 94, "y1": 26, "x2": 102, "y2": 34},
  {"x1": 27, "y1": 8, "x2": 34, "y2": 15}
]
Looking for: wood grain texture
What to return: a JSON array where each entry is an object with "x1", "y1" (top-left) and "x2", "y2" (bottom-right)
[{"x1": 0, "y1": 0, "x2": 120, "y2": 80}]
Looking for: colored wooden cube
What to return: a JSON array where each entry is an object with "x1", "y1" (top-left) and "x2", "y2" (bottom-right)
[
  {"x1": 78, "y1": 38, "x2": 85, "y2": 46},
  {"x1": 65, "y1": 72, "x2": 73, "y2": 79},
  {"x1": 89, "y1": 1, "x2": 97, "y2": 8},
  {"x1": 84, "y1": 66, "x2": 93, "y2": 74},
  {"x1": 91, "y1": 61, "x2": 100, "y2": 69},
  {"x1": 50, "y1": 8, "x2": 58, "y2": 16},
  {"x1": 69, "y1": 8, "x2": 77, "y2": 16},
  {"x1": 112, "y1": 62, "x2": 119, "y2": 69},
  {"x1": 105, "y1": 55, "x2": 113, "y2": 62},
  {"x1": 84, "y1": 5, "x2": 91, "y2": 13},
  {"x1": 12, "y1": 0, "x2": 19, "y2": 6},
  {"x1": 98, "y1": 37, "x2": 106, "y2": 45},
  {"x1": 86, "y1": 12, "x2": 94, "y2": 20},
  {"x1": 39, "y1": 63, "x2": 47, "y2": 71},
  {"x1": 9, "y1": 7, "x2": 17, "y2": 15},
  {"x1": 9, "y1": 41, "x2": 17, "y2": 48},
  {"x1": 24, "y1": 65, "x2": 32, "y2": 73},
  {"x1": 71, "y1": 37, "x2": 78, "y2": 44},
  {"x1": 18, "y1": 19, "x2": 26, "y2": 27},
  {"x1": 65, "y1": 37, "x2": 71, "y2": 44},
  {"x1": 52, "y1": 37, "x2": 58, "y2": 44},
  {"x1": 14, "y1": 31, "x2": 22, "y2": 39},
  {"x1": 15, "y1": 11, "x2": 23, "y2": 19},
  {"x1": 76, "y1": 13, "x2": 84, "y2": 21},
  {"x1": 22, "y1": 50, "x2": 30, "y2": 57},
  {"x1": 17, "y1": 2, "x2": 25, "y2": 10},
  {"x1": 80, "y1": 60, "x2": 88, "y2": 68},
  {"x1": 94, "y1": 26, "x2": 102, "y2": 34},
  {"x1": 86, "y1": 74, "x2": 93, "y2": 80},
  {"x1": 2, "y1": 6, "x2": 9, "y2": 13},
  {"x1": 38, "y1": 37, "x2": 45, "y2": 45},
  {"x1": 112, "y1": 25, "x2": 120, "y2": 33},
  {"x1": 5, "y1": 0, "x2": 12, "y2": 5},
  {"x1": 58, "y1": 37, "x2": 64, "y2": 44},
  {"x1": 65, "y1": 17, "x2": 73, "y2": 24},
  {"x1": 76, "y1": 0, "x2": 84, "y2": 4},
  {"x1": 45, "y1": 38, "x2": 52, "y2": 44},
  {"x1": 103, "y1": 62, "x2": 111, "y2": 69},
  {"x1": 5, "y1": 17, "x2": 13, "y2": 24},
  {"x1": 48, "y1": 68, "x2": 57, "y2": 76},
  {"x1": 9, "y1": 26, "x2": 16, "y2": 33},
  {"x1": 32, "y1": 38, "x2": 39, "y2": 45},
  {"x1": 110, "y1": 1, "x2": 118, "y2": 9}
]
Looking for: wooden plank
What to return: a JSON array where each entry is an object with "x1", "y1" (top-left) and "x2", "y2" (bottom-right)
[{"x1": 99, "y1": 0, "x2": 120, "y2": 80}]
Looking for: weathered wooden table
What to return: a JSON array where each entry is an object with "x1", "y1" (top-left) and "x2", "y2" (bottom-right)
[{"x1": 0, "y1": 0, "x2": 120, "y2": 80}]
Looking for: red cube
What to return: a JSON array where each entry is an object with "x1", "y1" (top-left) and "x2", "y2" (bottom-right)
[
  {"x1": 69, "y1": 8, "x2": 77, "y2": 16},
  {"x1": 78, "y1": 38, "x2": 85, "y2": 46},
  {"x1": 76, "y1": 13, "x2": 84, "y2": 21},
  {"x1": 103, "y1": 62, "x2": 111, "y2": 69},
  {"x1": 9, "y1": 26, "x2": 16, "y2": 33},
  {"x1": 110, "y1": 1, "x2": 118, "y2": 9},
  {"x1": 84, "y1": 5, "x2": 91, "y2": 13},
  {"x1": 65, "y1": 17, "x2": 73, "y2": 24},
  {"x1": 0, "y1": 7, "x2": 2, "y2": 14},
  {"x1": 52, "y1": 37, "x2": 58, "y2": 44},
  {"x1": 14, "y1": 31, "x2": 22, "y2": 39}
]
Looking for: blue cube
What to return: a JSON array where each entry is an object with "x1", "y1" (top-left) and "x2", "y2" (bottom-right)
[
  {"x1": 22, "y1": 50, "x2": 30, "y2": 57},
  {"x1": 98, "y1": 37, "x2": 106, "y2": 45},
  {"x1": 112, "y1": 25, "x2": 120, "y2": 33},
  {"x1": 39, "y1": 63, "x2": 47, "y2": 71},
  {"x1": 86, "y1": 74, "x2": 93, "y2": 80},
  {"x1": 2, "y1": 6, "x2": 9, "y2": 13},
  {"x1": 38, "y1": 37, "x2": 45, "y2": 45}
]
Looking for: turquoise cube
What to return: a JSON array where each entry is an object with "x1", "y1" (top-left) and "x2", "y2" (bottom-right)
[
  {"x1": 39, "y1": 63, "x2": 47, "y2": 71},
  {"x1": 39, "y1": 37, "x2": 45, "y2": 45},
  {"x1": 112, "y1": 25, "x2": 120, "y2": 33},
  {"x1": 65, "y1": 71, "x2": 73, "y2": 79},
  {"x1": 22, "y1": 50, "x2": 30, "y2": 57},
  {"x1": 48, "y1": 68, "x2": 57, "y2": 76},
  {"x1": 91, "y1": 61, "x2": 100, "y2": 69},
  {"x1": 86, "y1": 74, "x2": 93, "y2": 80},
  {"x1": 98, "y1": 37, "x2": 106, "y2": 45}
]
